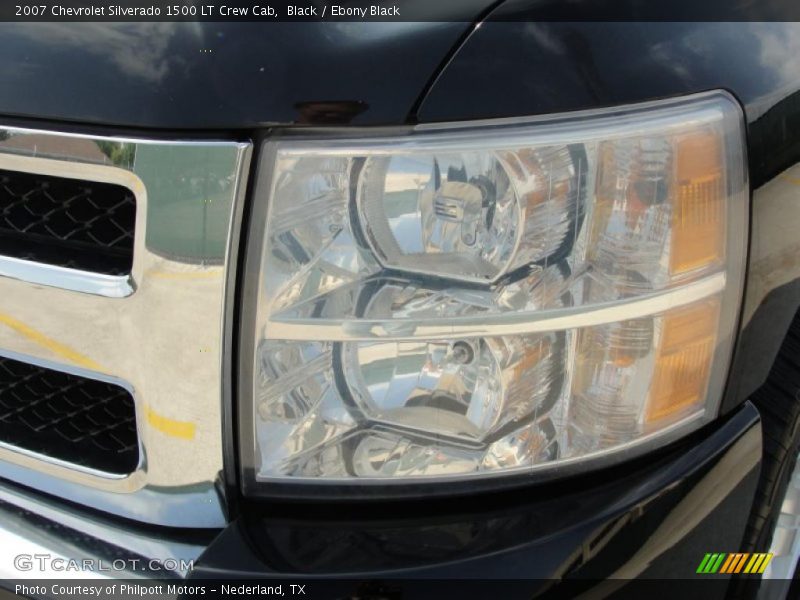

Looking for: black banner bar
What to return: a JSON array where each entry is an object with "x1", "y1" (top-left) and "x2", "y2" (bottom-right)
[
  {"x1": 1, "y1": 578, "x2": 778, "y2": 600},
  {"x1": 3, "y1": 0, "x2": 800, "y2": 22}
]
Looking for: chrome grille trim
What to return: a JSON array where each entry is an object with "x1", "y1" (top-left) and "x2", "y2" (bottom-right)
[
  {"x1": 0, "y1": 158, "x2": 137, "y2": 277},
  {"x1": 0, "y1": 353, "x2": 140, "y2": 475},
  {"x1": 0, "y1": 153, "x2": 144, "y2": 297},
  {"x1": 0, "y1": 125, "x2": 251, "y2": 528}
]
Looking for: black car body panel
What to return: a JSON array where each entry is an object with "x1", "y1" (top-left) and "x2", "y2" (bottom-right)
[
  {"x1": 0, "y1": 21, "x2": 478, "y2": 129},
  {"x1": 192, "y1": 402, "x2": 760, "y2": 586}
]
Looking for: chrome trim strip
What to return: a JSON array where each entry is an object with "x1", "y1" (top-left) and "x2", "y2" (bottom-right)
[
  {"x1": 0, "y1": 125, "x2": 251, "y2": 527},
  {"x1": 220, "y1": 133, "x2": 256, "y2": 501},
  {"x1": 760, "y1": 451, "x2": 800, "y2": 595},
  {"x1": 265, "y1": 272, "x2": 726, "y2": 341},
  {"x1": 0, "y1": 256, "x2": 133, "y2": 298},
  {"x1": 0, "y1": 479, "x2": 206, "y2": 579}
]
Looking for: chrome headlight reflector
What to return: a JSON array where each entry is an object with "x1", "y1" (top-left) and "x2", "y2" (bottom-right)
[{"x1": 240, "y1": 92, "x2": 746, "y2": 490}]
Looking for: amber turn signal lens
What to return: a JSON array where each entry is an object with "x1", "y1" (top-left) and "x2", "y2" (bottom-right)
[
  {"x1": 670, "y1": 130, "x2": 725, "y2": 276},
  {"x1": 646, "y1": 299, "x2": 720, "y2": 423}
]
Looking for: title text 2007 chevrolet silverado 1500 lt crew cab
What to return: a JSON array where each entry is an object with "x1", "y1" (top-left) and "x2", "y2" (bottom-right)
[{"x1": 1, "y1": 2, "x2": 800, "y2": 597}]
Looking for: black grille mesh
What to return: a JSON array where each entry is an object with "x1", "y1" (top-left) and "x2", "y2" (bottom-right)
[
  {"x1": 0, "y1": 169, "x2": 135, "y2": 275},
  {"x1": 0, "y1": 356, "x2": 139, "y2": 474}
]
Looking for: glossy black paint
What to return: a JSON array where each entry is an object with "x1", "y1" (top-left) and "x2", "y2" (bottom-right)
[
  {"x1": 417, "y1": 20, "x2": 800, "y2": 413},
  {"x1": 0, "y1": 20, "x2": 485, "y2": 129},
  {"x1": 193, "y1": 402, "x2": 760, "y2": 586}
]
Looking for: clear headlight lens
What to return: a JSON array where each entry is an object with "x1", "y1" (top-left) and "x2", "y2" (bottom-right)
[
  {"x1": 241, "y1": 92, "x2": 746, "y2": 488},
  {"x1": 357, "y1": 146, "x2": 578, "y2": 283}
]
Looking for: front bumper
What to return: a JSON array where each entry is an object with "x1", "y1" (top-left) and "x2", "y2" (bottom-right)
[{"x1": 0, "y1": 402, "x2": 761, "y2": 594}]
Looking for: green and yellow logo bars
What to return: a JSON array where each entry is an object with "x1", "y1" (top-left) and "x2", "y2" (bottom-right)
[{"x1": 696, "y1": 553, "x2": 773, "y2": 574}]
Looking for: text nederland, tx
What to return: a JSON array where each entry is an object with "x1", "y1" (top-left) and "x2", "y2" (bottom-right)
[{"x1": 16, "y1": 584, "x2": 306, "y2": 597}]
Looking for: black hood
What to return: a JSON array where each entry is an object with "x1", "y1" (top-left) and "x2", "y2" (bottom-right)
[{"x1": 0, "y1": 21, "x2": 482, "y2": 130}]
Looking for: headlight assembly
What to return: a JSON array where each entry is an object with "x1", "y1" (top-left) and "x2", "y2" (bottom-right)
[{"x1": 239, "y1": 91, "x2": 747, "y2": 494}]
